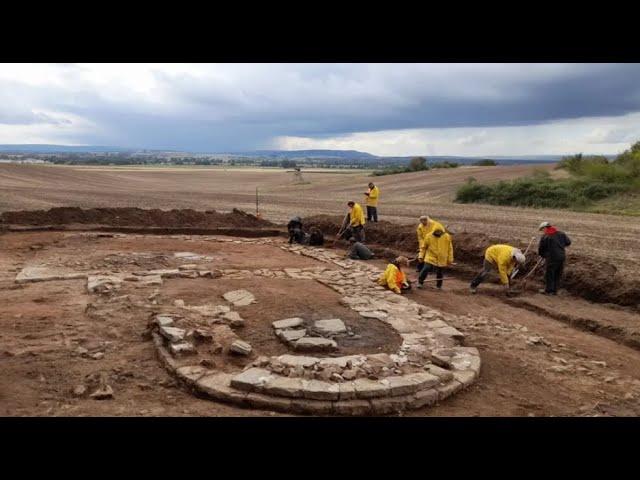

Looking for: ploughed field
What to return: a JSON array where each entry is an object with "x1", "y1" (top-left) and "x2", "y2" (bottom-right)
[{"x1": 1, "y1": 163, "x2": 639, "y2": 287}]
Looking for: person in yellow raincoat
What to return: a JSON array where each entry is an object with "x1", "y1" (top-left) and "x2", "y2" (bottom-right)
[
  {"x1": 416, "y1": 215, "x2": 445, "y2": 272},
  {"x1": 470, "y1": 244, "x2": 526, "y2": 294},
  {"x1": 416, "y1": 228, "x2": 453, "y2": 289},
  {"x1": 338, "y1": 201, "x2": 366, "y2": 242},
  {"x1": 364, "y1": 182, "x2": 380, "y2": 222},
  {"x1": 377, "y1": 256, "x2": 411, "y2": 294}
]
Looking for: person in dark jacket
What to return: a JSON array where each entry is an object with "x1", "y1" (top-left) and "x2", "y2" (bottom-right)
[
  {"x1": 537, "y1": 221, "x2": 571, "y2": 295},
  {"x1": 308, "y1": 227, "x2": 324, "y2": 246},
  {"x1": 346, "y1": 238, "x2": 374, "y2": 260},
  {"x1": 287, "y1": 216, "x2": 307, "y2": 244}
]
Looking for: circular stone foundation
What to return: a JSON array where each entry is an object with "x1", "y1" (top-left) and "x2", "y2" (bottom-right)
[{"x1": 145, "y1": 237, "x2": 481, "y2": 416}]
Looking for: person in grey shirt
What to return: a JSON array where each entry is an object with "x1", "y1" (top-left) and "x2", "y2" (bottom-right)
[{"x1": 347, "y1": 238, "x2": 374, "y2": 260}]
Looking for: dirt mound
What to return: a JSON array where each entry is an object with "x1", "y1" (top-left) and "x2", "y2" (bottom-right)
[
  {"x1": 303, "y1": 215, "x2": 640, "y2": 308},
  {"x1": 1, "y1": 207, "x2": 273, "y2": 229}
]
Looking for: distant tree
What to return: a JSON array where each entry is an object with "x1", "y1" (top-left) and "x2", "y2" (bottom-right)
[
  {"x1": 473, "y1": 159, "x2": 497, "y2": 166},
  {"x1": 280, "y1": 159, "x2": 297, "y2": 168},
  {"x1": 409, "y1": 157, "x2": 427, "y2": 171}
]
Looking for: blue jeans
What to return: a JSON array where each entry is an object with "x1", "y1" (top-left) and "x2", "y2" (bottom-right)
[{"x1": 419, "y1": 263, "x2": 444, "y2": 288}]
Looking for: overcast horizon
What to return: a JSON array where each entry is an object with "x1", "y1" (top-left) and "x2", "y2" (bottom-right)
[{"x1": 1, "y1": 63, "x2": 640, "y2": 157}]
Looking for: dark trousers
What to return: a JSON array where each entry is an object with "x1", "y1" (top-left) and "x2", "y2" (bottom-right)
[
  {"x1": 470, "y1": 259, "x2": 495, "y2": 288},
  {"x1": 366, "y1": 206, "x2": 378, "y2": 222},
  {"x1": 419, "y1": 263, "x2": 444, "y2": 288},
  {"x1": 340, "y1": 224, "x2": 365, "y2": 242},
  {"x1": 544, "y1": 259, "x2": 564, "y2": 293}
]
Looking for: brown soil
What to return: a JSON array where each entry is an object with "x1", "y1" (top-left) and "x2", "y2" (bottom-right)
[
  {"x1": 0, "y1": 231, "x2": 402, "y2": 416},
  {"x1": 161, "y1": 277, "x2": 401, "y2": 359},
  {"x1": 3, "y1": 232, "x2": 640, "y2": 417},
  {"x1": 303, "y1": 215, "x2": 640, "y2": 308},
  {"x1": 0, "y1": 207, "x2": 272, "y2": 229}
]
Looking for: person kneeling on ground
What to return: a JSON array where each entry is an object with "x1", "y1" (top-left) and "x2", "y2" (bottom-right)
[
  {"x1": 537, "y1": 221, "x2": 571, "y2": 295},
  {"x1": 287, "y1": 216, "x2": 307, "y2": 244},
  {"x1": 377, "y1": 256, "x2": 411, "y2": 294},
  {"x1": 346, "y1": 238, "x2": 374, "y2": 260},
  {"x1": 417, "y1": 228, "x2": 453, "y2": 289},
  {"x1": 469, "y1": 244, "x2": 526, "y2": 294}
]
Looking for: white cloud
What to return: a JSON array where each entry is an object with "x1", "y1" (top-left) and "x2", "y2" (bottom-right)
[
  {"x1": 275, "y1": 111, "x2": 640, "y2": 156},
  {"x1": 0, "y1": 63, "x2": 639, "y2": 153}
]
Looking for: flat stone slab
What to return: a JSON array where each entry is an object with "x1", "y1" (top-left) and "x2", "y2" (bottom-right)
[
  {"x1": 174, "y1": 252, "x2": 203, "y2": 260},
  {"x1": 277, "y1": 355, "x2": 319, "y2": 368},
  {"x1": 87, "y1": 275, "x2": 123, "y2": 293},
  {"x1": 169, "y1": 342, "x2": 197, "y2": 356},
  {"x1": 187, "y1": 304, "x2": 230, "y2": 316},
  {"x1": 359, "y1": 311, "x2": 388, "y2": 320},
  {"x1": 223, "y1": 289, "x2": 256, "y2": 306},
  {"x1": 154, "y1": 315, "x2": 174, "y2": 327},
  {"x1": 231, "y1": 368, "x2": 274, "y2": 391},
  {"x1": 314, "y1": 319, "x2": 347, "y2": 336},
  {"x1": 159, "y1": 326, "x2": 186, "y2": 343},
  {"x1": 272, "y1": 317, "x2": 305, "y2": 330},
  {"x1": 229, "y1": 340, "x2": 252, "y2": 356},
  {"x1": 294, "y1": 337, "x2": 337, "y2": 352},
  {"x1": 16, "y1": 266, "x2": 87, "y2": 284},
  {"x1": 138, "y1": 274, "x2": 163, "y2": 286},
  {"x1": 277, "y1": 329, "x2": 307, "y2": 342}
]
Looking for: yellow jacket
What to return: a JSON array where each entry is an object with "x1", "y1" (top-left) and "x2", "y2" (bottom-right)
[
  {"x1": 485, "y1": 244, "x2": 516, "y2": 285},
  {"x1": 349, "y1": 203, "x2": 366, "y2": 227},
  {"x1": 419, "y1": 232, "x2": 453, "y2": 267},
  {"x1": 365, "y1": 186, "x2": 380, "y2": 207},
  {"x1": 377, "y1": 263, "x2": 406, "y2": 294},
  {"x1": 416, "y1": 219, "x2": 445, "y2": 249}
]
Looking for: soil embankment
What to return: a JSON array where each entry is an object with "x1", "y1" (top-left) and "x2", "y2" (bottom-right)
[{"x1": 302, "y1": 214, "x2": 640, "y2": 308}]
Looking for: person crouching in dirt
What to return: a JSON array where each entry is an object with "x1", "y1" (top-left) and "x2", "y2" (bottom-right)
[
  {"x1": 377, "y1": 256, "x2": 411, "y2": 294},
  {"x1": 337, "y1": 201, "x2": 366, "y2": 242},
  {"x1": 287, "y1": 216, "x2": 307, "y2": 244},
  {"x1": 416, "y1": 228, "x2": 453, "y2": 290},
  {"x1": 416, "y1": 215, "x2": 446, "y2": 272},
  {"x1": 537, "y1": 221, "x2": 571, "y2": 295},
  {"x1": 346, "y1": 238, "x2": 374, "y2": 260},
  {"x1": 469, "y1": 244, "x2": 526, "y2": 294},
  {"x1": 308, "y1": 227, "x2": 324, "y2": 246}
]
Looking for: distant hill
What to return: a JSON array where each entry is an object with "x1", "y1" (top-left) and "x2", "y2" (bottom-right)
[
  {"x1": 0, "y1": 144, "x2": 613, "y2": 165},
  {"x1": 222, "y1": 149, "x2": 378, "y2": 159},
  {"x1": 0, "y1": 144, "x2": 134, "y2": 153}
]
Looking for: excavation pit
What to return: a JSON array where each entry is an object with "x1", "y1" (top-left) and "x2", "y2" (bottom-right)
[{"x1": 2, "y1": 230, "x2": 480, "y2": 415}]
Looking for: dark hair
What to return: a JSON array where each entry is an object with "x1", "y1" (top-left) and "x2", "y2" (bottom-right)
[{"x1": 347, "y1": 201, "x2": 355, "y2": 206}]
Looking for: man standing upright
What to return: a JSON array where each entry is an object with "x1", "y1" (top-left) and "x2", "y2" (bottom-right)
[
  {"x1": 537, "y1": 221, "x2": 571, "y2": 295},
  {"x1": 364, "y1": 182, "x2": 380, "y2": 222},
  {"x1": 416, "y1": 215, "x2": 445, "y2": 272}
]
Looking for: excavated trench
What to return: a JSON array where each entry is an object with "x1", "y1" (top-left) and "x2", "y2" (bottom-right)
[
  {"x1": 302, "y1": 214, "x2": 640, "y2": 308},
  {"x1": 2, "y1": 207, "x2": 638, "y2": 308}
]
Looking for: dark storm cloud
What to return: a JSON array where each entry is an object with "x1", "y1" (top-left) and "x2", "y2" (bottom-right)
[{"x1": 2, "y1": 63, "x2": 640, "y2": 150}]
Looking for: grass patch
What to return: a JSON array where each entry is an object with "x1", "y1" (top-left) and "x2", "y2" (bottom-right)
[{"x1": 455, "y1": 141, "x2": 640, "y2": 214}]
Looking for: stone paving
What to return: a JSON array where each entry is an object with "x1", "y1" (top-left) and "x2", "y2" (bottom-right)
[{"x1": 14, "y1": 233, "x2": 481, "y2": 416}]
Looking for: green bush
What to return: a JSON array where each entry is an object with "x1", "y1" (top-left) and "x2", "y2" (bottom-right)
[
  {"x1": 457, "y1": 139, "x2": 640, "y2": 212},
  {"x1": 431, "y1": 161, "x2": 459, "y2": 169},
  {"x1": 472, "y1": 159, "x2": 497, "y2": 166}
]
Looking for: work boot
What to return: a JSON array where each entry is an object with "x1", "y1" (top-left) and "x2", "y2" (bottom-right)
[{"x1": 470, "y1": 286, "x2": 477, "y2": 294}]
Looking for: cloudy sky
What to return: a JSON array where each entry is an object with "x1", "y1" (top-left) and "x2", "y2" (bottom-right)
[{"x1": 1, "y1": 63, "x2": 639, "y2": 156}]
